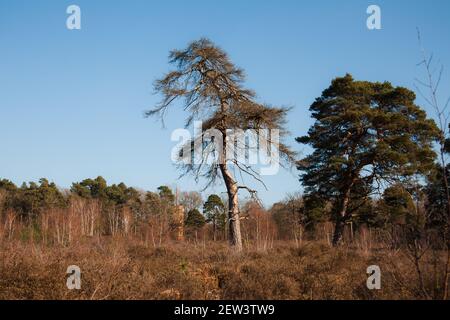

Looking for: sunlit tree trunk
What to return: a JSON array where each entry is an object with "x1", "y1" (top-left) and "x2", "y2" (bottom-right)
[{"x1": 220, "y1": 163, "x2": 243, "y2": 251}]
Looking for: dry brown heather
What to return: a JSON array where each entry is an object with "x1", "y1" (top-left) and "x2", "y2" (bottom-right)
[{"x1": 0, "y1": 238, "x2": 445, "y2": 300}]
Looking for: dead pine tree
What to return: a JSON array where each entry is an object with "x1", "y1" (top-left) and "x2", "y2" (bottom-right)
[{"x1": 147, "y1": 39, "x2": 295, "y2": 252}]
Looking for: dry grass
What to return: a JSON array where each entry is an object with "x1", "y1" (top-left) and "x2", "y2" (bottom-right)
[{"x1": 0, "y1": 238, "x2": 443, "y2": 300}]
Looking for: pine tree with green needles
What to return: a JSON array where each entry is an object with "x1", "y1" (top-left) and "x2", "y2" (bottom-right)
[
  {"x1": 203, "y1": 194, "x2": 226, "y2": 241},
  {"x1": 297, "y1": 74, "x2": 440, "y2": 246}
]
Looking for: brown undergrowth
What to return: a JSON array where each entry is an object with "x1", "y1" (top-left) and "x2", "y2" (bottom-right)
[{"x1": 0, "y1": 238, "x2": 444, "y2": 300}]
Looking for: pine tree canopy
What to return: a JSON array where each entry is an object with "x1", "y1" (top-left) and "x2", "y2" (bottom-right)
[{"x1": 297, "y1": 74, "x2": 440, "y2": 201}]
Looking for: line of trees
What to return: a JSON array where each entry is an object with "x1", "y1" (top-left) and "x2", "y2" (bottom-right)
[
  {"x1": 1, "y1": 173, "x2": 448, "y2": 248},
  {"x1": 0, "y1": 176, "x2": 281, "y2": 248}
]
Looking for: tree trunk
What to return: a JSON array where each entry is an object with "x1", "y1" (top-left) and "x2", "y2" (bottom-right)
[
  {"x1": 228, "y1": 183, "x2": 243, "y2": 251},
  {"x1": 218, "y1": 117, "x2": 243, "y2": 252},
  {"x1": 332, "y1": 186, "x2": 352, "y2": 246},
  {"x1": 332, "y1": 218, "x2": 346, "y2": 246},
  {"x1": 220, "y1": 164, "x2": 243, "y2": 252}
]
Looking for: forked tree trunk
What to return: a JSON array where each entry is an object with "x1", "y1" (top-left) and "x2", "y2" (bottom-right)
[{"x1": 219, "y1": 120, "x2": 243, "y2": 252}]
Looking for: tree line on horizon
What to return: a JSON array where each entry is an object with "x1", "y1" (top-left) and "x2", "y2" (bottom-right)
[
  {"x1": 0, "y1": 166, "x2": 449, "y2": 256},
  {"x1": 0, "y1": 176, "x2": 231, "y2": 242}
]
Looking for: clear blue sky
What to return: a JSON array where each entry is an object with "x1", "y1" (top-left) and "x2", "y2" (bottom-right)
[{"x1": 1, "y1": 0, "x2": 450, "y2": 206}]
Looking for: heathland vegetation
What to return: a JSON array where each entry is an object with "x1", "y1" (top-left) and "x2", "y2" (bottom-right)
[{"x1": 1, "y1": 38, "x2": 449, "y2": 300}]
